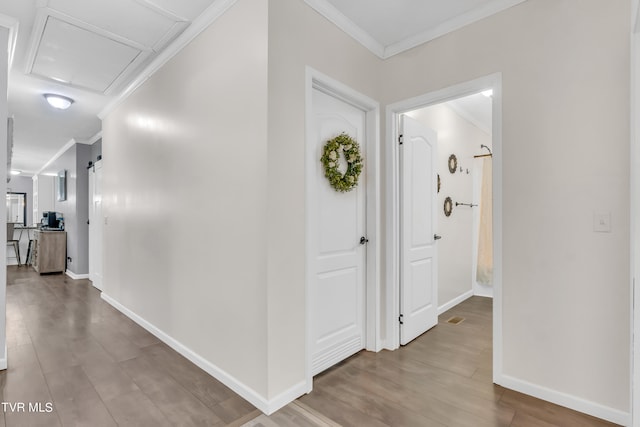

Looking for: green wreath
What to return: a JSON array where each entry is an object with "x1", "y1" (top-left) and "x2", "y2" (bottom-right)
[{"x1": 320, "y1": 133, "x2": 363, "y2": 192}]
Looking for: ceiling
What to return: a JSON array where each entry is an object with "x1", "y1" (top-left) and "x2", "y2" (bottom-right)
[
  {"x1": 304, "y1": 0, "x2": 527, "y2": 58},
  {"x1": 1, "y1": 0, "x2": 518, "y2": 176},
  {"x1": 1, "y1": 0, "x2": 216, "y2": 175},
  {"x1": 447, "y1": 91, "x2": 492, "y2": 135}
]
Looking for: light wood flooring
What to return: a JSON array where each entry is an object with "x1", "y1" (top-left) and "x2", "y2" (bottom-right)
[{"x1": 3, "y1": 267, "x2": 620, "y2": 426}]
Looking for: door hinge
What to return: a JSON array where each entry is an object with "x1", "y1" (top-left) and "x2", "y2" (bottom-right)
[
  {"x1": 398, "y1": 134, "x2": 404, "y2": 145},
  {"x1": 399, "y1": 314, "x2": 404, "y2": 325}
]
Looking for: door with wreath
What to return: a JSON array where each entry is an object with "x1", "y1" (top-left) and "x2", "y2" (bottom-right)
[{"x1": 308, "y1": 88, "x2": 367, "y2": 376}]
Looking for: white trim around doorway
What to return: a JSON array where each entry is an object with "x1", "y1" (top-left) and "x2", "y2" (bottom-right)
[
  {"x1": 304, "y1": 67, "x2": 381, "y2": 392},
  {"x1": 383, "y1": 73, "x2": 504, "y2": 384}
]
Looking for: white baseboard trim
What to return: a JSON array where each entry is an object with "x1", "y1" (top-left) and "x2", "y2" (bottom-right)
[
  {"x1": 265, "y1": 381, "x2": 308, "y2": 415},
  {"x1": 100, "y1": 292, "x2": 303, "y2": 415},
  {"x1": 438, "y1": 290, "x2": 474, "y2": 315},
  {"x1": 497, "y1": 374, "x2": 630, "y2": 426},
  {"x1": 65, "y1": 270, "x2": 89, "y2": 280},
  {"x1": 0, "y1": 344, "x2": 7, "y2": 370},
  {"x1": 473, "y1": 281, "x2": 494, "y2": 298}
]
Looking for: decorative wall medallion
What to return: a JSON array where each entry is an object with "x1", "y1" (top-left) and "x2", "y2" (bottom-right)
[
  {"x1": 448, "y1": 154, "x2": 457, "y2": 174},
  {"x1": 444, "y1": 197, "x2": 453, "y2": 217},
  {"x1": 437, "y1": 174, "x2": 441, "y2": 193}
]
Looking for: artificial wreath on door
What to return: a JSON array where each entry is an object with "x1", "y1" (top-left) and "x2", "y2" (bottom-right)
[{"x1": 320, "y1": 133, "x2": 363, "y2": 192}]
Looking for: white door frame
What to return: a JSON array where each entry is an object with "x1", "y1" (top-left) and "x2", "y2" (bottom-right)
[
  {"x1": 384, "y1": 73, "x2": 503, "y2": 380},
  {"x1": 89, "y1": 159, "x2": 103, "y2": 290},
  {"x1": 631, "y1": 1, "x2": 640, "y2": 424},
  {"x1": 305, "y1": 67, "x2": 381, "y2": 391}
]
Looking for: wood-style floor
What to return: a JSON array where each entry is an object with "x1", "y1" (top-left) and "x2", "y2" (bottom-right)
[{"x1": 3, "y1": 267, "x2": 619, "y2": 426}]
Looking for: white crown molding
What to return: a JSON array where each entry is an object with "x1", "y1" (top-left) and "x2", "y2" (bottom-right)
[
  {"x1": 91, "y1": 131, "x2": 103, "y2": 144},
  {"x1": 303, "y1": 0, "x2": 385, "y2": 58},
  {"x1": 383, "y1": 0, "x2": 528, "y2": 58},
  {"x1": 303, "y1": 0, "x2": 527, "y2": 59},
  {"x1": 36, "y1": 130, "x2": 101, "y2": 176},
  {"x1": 99, "y1": 0, "x2": 238, "y2": 119},
  {"x1": 151, "y1": 20, "x2": 189, "y2": 53},
  {"x1": 36, "y1": 138, "x2": 76, "y2": 175},
  {"x1": 74, "y1": 130, "x2": 102, "y2": 146},
  {"x1": 0, "y1": 14, "x2": 19, "y2": 68}
]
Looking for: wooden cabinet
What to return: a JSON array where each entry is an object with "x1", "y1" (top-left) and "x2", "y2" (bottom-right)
[{"x1": 32, "y1": 231, "x2": 66, "y2": 274}]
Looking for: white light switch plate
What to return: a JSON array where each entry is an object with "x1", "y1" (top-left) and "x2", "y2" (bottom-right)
[{"x1": 593, "y1": 212, "x2": 611, "y2": 233}]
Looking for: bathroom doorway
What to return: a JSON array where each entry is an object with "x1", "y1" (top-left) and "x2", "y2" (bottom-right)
[
  {"x1": 385, "y1": 74, "x2": 503, "y2": 382},
  {"x1": 404, "y1": 89, "x2": 494, "y2": 314}
]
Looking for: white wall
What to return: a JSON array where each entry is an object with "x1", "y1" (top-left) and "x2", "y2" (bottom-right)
[
  {"x1": 407, "y1": 103, "x2": 491, "y2": 308},
  {"x1": 98, "y1": 0, "x2": 631, "y2": 418},
  {"x1": 100, "y1": 0, "x2": 382, "y2": 409},
  {"x1": 266, "y1": 0, "x2": 381, "y2": 399},
  {"x1": 380, "y1": 0, "x2": 630, "y2": 416},
  {"x1": 102, "y1": 0, "x2": 269, "y2": 398},
  {"x1": 633, "y1": 3, "x2": 640, "y2": 425},
  {"x1": 0, "y1": 26, "x2": 9, "y2": 368},
  {"x1": 35, "y1": 144, "x2": 92, "y2": 275},
  {"x1": 34, "y1": 174, "x2": 54, "y2": 222}
]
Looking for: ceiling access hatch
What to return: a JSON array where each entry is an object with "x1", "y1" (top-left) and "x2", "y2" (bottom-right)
[
  {"x1": 30, "y1": 16, "x2": 143, "y2": 93},
  {"x1": 24, "y1": 5, "x2": 189, "y2": 94}
]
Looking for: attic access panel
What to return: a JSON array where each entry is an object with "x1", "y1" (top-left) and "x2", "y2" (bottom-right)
[
  {"x1": 48, "y1": 0, "x2": 187, "y2": 48},
  {"x1": 30, "y1": 16, "x2": 142, "y2": 93}
]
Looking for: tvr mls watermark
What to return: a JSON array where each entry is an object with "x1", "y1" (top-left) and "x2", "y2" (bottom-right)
[{"x1": 1, "y1": 402, "x2": 54, "y2": 413}]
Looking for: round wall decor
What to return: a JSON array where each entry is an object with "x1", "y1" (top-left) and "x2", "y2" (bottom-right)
[
  {"x1": 448, "y1": 154, "x2": 457, "y2": 174},
  {"x1": 444, "y1": 197, "x2": 453, "y2": 217},
  {"x1": 320, "y1": 133, "x2": 363, "y2": 192}
]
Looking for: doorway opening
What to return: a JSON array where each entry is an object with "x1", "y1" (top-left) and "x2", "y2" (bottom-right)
[
  {"x1": 385, "y1": 73, "x2": 503, "y2": 381},
  {"x1": 405, "y1": 89, "x2": 494, "y2": 314},
  {"x1": 88, "y1": 159, "x2": 103, "y2": 290}
]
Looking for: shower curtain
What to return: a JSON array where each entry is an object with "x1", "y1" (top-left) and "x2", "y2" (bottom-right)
[{"x1": 476, "y1": 158, "x2": 493, "y2": 285}]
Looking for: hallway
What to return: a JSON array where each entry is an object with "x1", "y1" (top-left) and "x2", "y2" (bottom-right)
[
  {"x1": 2, "y1": 267, "x2": 617, "y2": 426},
  {"x1": 4, "y1": 266, "x2": 257, "y2": 426}
]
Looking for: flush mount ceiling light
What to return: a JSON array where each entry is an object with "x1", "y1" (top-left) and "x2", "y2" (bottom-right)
[
  {"x1": 44, "y1": 94, "x2": 74, "y2": 110},
  {"x1": 9, "y1": 170, "x2": 21, "y2": 175}
]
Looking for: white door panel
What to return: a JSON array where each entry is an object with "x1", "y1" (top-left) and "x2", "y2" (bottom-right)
[
  {"x1": 314, "y1": 267, "x2": 358, "y2": 343},
  {"x1": 400, "y1": 115, "x2": 438, "y2": 345},
  {"x1": 310, "y1": 89, "x2": 366, "y2": 375}
]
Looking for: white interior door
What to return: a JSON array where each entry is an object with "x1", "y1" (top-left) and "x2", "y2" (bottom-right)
[
  {"x1": 400, "y1": 114, "x2": 438, "y2": 345},
  {"x1": 309, "y1": 88, "x2": 367, "y2": 376},
  {"x1": 89, "y1": 160, "x2": 103, "y2": 290}
]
